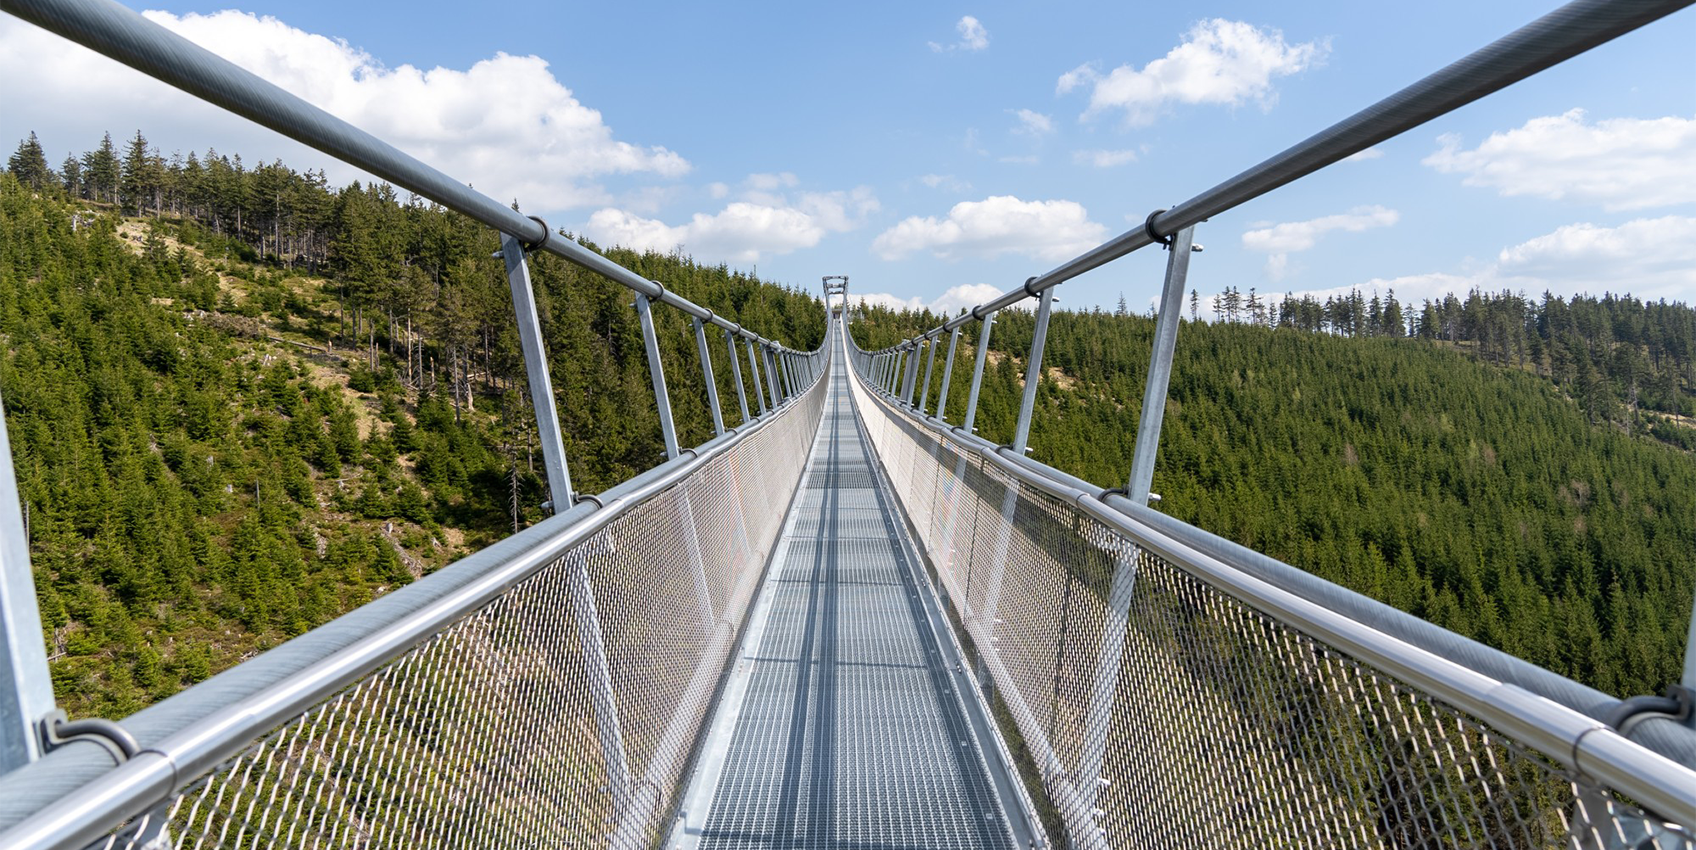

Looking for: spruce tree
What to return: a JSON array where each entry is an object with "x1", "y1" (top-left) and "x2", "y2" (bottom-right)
[{"x1": 6, "y1": 131, "x2": 53, "y2": 191}]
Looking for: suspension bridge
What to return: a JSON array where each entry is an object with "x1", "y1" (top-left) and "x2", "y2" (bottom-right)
[{"x1": 1, "y1": 0, "x2": 1694, "y2": 847}]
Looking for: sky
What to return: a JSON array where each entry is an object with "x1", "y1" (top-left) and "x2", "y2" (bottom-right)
[{"x1": 2, "y1": 1, "x2": 1693, "y2": 317}]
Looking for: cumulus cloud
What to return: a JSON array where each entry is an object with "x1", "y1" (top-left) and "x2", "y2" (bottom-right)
[
  {"x1": 0, "y1": 10, "x2": 686, "y2": 211},
  {"x1": 1423, "y1": 110, "x2": 1696, "y2": 211},
  {"x1": 1338, "y1": 216, "x2": 1696, "y2": 304},
  {"x1": 851, "y1": 283, "x2": 1007, "y2": 318},
  {"x1": 872, "y1": 195, "x2": 1108, "y2": 262},
  {"x1": 930, "y1": 16, "x2": 990, "y2": 53},
  {"x1": 1058, "y1": 19, "x2": 1326, "y2": 126},
  {"x1": 1073, "y1": 148, "x2": 1138, "y2": 167},
  {"x1": 1011, "y1": 109, "x2": 1055, "y2": 136},
  {"x1": 585, "y1": 176, "x2": 878, "y2": 264},
  {"x1": 1241, "y1": 205, "x2": 1399, "y2": 280}
]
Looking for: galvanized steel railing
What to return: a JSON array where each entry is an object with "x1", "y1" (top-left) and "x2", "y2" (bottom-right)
[
  {"x1": 0, "y1": 0, "x2": 831, "y2": 846},
  {"x1": 846, "y1": 324, "x2": 1696, "y2": 849},
  {"x1": 844, "y1": 0, "x2": 1696, "y2": 844}
]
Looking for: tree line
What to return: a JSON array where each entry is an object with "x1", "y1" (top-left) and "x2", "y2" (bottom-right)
[
  {"x1": 852, "y1": 293, "x2": 1695, "y2": 700},
  {"x1": 2, "y1": 131, "x2": 824, "y2": 717}
]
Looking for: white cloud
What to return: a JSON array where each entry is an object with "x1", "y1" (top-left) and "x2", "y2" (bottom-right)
[
  {"x1": 851, "y1": 283, "x2": 1007, "y2": 318},
  {"x1": 586, "y1": 176, "x2": 878, "y2": 265},
  {"x1": 1073, "y1": 148, "x2": 1138, "y2": 167},
  {"x1": 1241, "y1": 205, "x2": 1399, "y2": 280},
  {"x1": 1423, "y1": 110, "x2": 1696, "y2": 211},
  {"x1": 1059, "y1": 19, "x2": 1326, "y2": 126},
  {"x1": 1337, "y1": 216, "x2": 1696, "y2": 305},
  {"x1": 0, "y1": 10, "x2": 686, "y2": 212},
  {"x1": 708, "y1": 182, "x2": 730, "y2": 199},
  {"x1": 920, "y1": 173, "x2": 972, "y2": 191},
  {"x1": 872, "y1": 195, "x2": 1108, "y2": 262},
  {"x1": 930, "y1": 15, "x2": 990, "y2": 53},
  {"x1": 1011, "y1": 108, "x2": 1055, "y2": 136},
  {"x1": 998, "y1": 155, "x2": 1040, "y2": 165},
  {"x1": 1344, "y1": 147, "x2": 1383, "y2": 162}
]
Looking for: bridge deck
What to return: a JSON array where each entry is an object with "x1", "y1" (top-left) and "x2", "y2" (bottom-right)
[{"x1": 671, "y1": 365, "x2": 1021, "y2": 849}]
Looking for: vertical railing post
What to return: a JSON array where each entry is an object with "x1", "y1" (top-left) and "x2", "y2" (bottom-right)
[
  {"x1": 1125, "y1": 224, "x2": 1196, "y2": 503},
  {"x1": 934, "y1": 327, "x2": 961, "y2": 423},
  {"x1": 634, "y1": 292, "x2": 680, "y2": 459},
  {"x1": 746, "y1": 338, "x2": 768, "y2": 416},
  {"x1": 497, "y1": 233, "x2": 630, "y2": 816},
  {"x1": 903, "y1": 341, "x2": 923, "y2": 405},
  {"x1": 692, "y1": 318, "x2": 725, "y2": 437},
  {"x1": 918, "y1": 334, "x2": 939, "y2": 415},
  {"x1": 962, "y1": 312, "x2": 996, "y2": 436},
  {"x1": 762, "y1": 347, "x2": 781, "y2": 409},
  {"x1": 1012, "y1": 287, "x2": 1055, "y2": 455},
  {"x1": 1080, "y1": 224, "x2": 1198, "y2": 816},
  {"x1": 498, "y1": 233, "x2": 574, "y2": 510},
  {"x1": 724, "y1": 329, "x2": 751, "y2": 425},
  {"x1": 0, "y1": 398, "x2": 54, "y2": 774}
]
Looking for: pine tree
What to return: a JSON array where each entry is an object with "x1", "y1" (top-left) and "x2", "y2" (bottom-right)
[
  {"x1": 7, "y1": 132, "x2": 53, "y2": 191},
  {"x1": 82, "y1": 132, "x2": 121, "y2": 204}
]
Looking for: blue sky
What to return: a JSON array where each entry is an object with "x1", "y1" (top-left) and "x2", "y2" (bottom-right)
[{"x1": 2, "y1": 1, "x2": 1692, "y2": 315}]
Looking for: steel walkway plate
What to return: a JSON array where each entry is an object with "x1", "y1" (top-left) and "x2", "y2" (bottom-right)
[{"x1": 671, "y1": 368, "x2": 1021, "y2": 850}]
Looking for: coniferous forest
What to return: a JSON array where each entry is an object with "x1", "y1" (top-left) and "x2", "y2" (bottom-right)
[
  {"x1": 852, "y1": 286, "x2": 1695, "y2": 701},
  {"x1": 4, "y1": 129, "x2": 1694, "y2": 717},
  {"x1": 2, "y1": 131, "x2": 823, "y2": 718}
]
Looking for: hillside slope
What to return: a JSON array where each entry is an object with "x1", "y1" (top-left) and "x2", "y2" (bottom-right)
[
  {"x1": 0, "y1": 173, "x2": 822, "y2": 717},
  {"x1": 852, "y1": 302, "x2": 1696, "y2": 699}
]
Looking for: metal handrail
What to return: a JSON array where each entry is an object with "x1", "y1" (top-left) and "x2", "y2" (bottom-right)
[
  {"x1": 0, "y1": 332, "x2": 834, "y2": 850},
  {"x1": 0, "y1": 0, "x2": 810, "y2": 354},
  {"x1": 843, "y1": 329, "x2": 1696, "y2": 831},
  {"x1": 857, "y1": 0, "x2": 1694, "y2": 350}
]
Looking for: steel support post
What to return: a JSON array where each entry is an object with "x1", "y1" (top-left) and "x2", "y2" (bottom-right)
[
  {"x1": 919, "y1": 335, "x2": 938, "y2": 415},
  {"x1": 934, "y1": 327, "x2": 961, "y2": 423},
  {"x1": 745, "y1": 338, "x2": 768, "y2": 416},
  {"x1": 724, "y1": 329, "x2": 750, "y2": 425},
  {"x1": 1012, "y1": 287, "x2": 1055, "y2": 455},
  {"x1": 1082, "y1": 224, "x2": 1197, "y2": 815},
  {"x1": 962, "y1": 312, "x2": 996, "y2": 436},
  {"x1": 498, "y1": 233, "x2": 574, "y2": 510},
  {"x1": 1126, "y1": 225, "x2": 1196, "y2": 502},
  {"x1": 0, "y1": 399, "x2": 54, "y2": 774},
  {"x1": 634, "y1": 293, "x2": 680, "y2": 459},
  {"x1": 903, "y1": 342, "x2": 922, "y2": 405},
  {"x1": 762, "y1": 347, "x2": 781, "y2": 408},
  {"x1": 563, "y1": 548, "x2": 635, "y2": 812},
  {"x1": 692, "y1": 318, "x2": 725, "y2": 436}
]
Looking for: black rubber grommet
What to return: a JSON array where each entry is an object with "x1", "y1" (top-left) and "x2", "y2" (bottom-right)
[
  {"x1": 1023, "y1": 276, "x2": 1041, "y2": 298},
  {"x1": 1144, "y1": 209, "x2": 1173, "y2": 248},
  {"x1": 520, "y1": 216, "x2": 553, "y2": 253}
]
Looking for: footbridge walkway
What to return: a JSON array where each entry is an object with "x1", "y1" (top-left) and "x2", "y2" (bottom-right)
[{"x1": 1, "y1": 0, "x2": 1694, "y2": 848}]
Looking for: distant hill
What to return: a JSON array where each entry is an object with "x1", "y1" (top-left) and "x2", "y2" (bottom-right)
[
  {"x1": 0, "y1": 145, "x2": 823, "y2": 718},
  {"x1": 851, "y1": 291, "x2": 1696, "y2": 700}
]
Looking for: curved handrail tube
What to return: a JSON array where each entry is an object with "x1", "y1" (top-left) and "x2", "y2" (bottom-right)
[
  {"x1": 0, "y1": 329, "x2": 834, "y2": 849},
  {"x1": 855, "y1": 0, "x2": 1694, "y2": 353},
  {"x1": 844, "y1": 328, "x2": 1696, "y2": 833}
]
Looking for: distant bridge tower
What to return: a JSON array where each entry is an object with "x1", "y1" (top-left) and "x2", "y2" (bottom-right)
[{"x1": 823, "y1": 275, "x2": 848, "y2": 316}]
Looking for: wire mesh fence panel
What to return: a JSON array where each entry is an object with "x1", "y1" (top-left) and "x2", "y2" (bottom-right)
[
  {"x1": 846, "y1": 359, "x2": 1693, "y2": 850},
  {"x1": 85, "y1": 372, "x2": 826, "y2": 850}
]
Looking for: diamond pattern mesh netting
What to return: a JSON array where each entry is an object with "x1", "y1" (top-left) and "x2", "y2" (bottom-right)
[
  {"x1": 846, "y1": 355, "x2": 1693, "y2": 850},
  {"x1": 88, "y1": 377, "x2": 826, "y2": 850}
]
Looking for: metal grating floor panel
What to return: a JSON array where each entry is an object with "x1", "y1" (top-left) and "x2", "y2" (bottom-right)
[{"x1": 676, "y1": 369, "x2": 1017, "y2": 850}]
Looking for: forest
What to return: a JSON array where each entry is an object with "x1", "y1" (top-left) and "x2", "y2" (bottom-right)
[
  {"x1": 851, "y1": 285, "x2": 1696, "y2": 701},
  {"x1": 2, "y1": 131, "x2": 823, "y2": 717},
  {"x1": 4, "y1": 127, "x2": 1694, "y2": 717}
]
